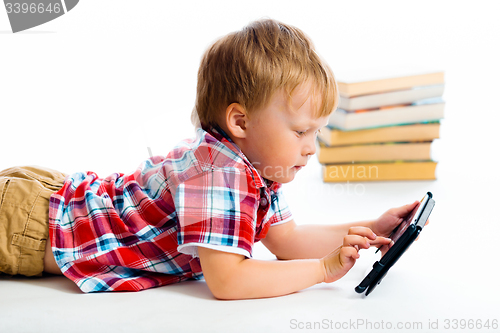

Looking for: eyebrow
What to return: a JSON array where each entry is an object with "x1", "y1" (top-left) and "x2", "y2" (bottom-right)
[{"x1": 291, "y1": 119, "x2": 328, "y2": 132}]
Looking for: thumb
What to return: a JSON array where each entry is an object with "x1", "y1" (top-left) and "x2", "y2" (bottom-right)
[{"x1": 394, "y1": 200, "x2": 419, "y2": 218}]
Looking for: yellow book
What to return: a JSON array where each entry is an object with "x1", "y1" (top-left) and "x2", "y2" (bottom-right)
[
  {"x1": 317, "y1": 141, "x2": 432, "y2": 164},
  {"x1": 322, "y1": 161, "x2": 437, "y2": 182},
  {"x1": 318, "y1": 122, "x2": 440, "y2": 146}
]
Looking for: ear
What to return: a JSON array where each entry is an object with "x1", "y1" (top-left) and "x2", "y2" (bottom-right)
[{"x1": 225, "y1": 103, "x2": 248, "y2": 139}]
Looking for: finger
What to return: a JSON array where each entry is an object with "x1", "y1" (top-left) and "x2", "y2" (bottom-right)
[
  {"x1": 340, "y1": 246, "x2": 360, "y2": 262},
  {"x1": 369, "y1": 236, "x2": 392, "y2": 246},
  {"x1": 348, "y1": 226, "x2": 377, "y2": 240},
  {"x1": 425, "y1": 218, "x2": 430, "y2": 226},
  {"x1": 343, "y1": 235, "x2": 371, "y2": 249},
  {"x1": 380, "y1": 241, "x2": 394, "y2": 256}
]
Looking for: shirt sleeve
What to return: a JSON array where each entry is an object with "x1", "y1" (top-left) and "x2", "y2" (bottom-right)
[
  {"x1": 174, "y1": 167, "x2": 259, "y2": 258},
  {"x1": 267, "y1": 186, "x2": 293, "y2": 226}
]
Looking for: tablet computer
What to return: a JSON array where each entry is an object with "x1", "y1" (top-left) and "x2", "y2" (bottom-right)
[{"x1": 355, "y1": 192, "x2": 435, "y2": 296}]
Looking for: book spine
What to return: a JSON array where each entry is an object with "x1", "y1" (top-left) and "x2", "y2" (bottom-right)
[
  {"x1": 322, "y1": 161, "x2": 437, "y2": 182},
  {"x1": 317, "y1": 142, "x2": 432, "y2": 164},
  {"x1": 321, "y1": 123, "x2": 440, "y2": 146},
  {"x1": 339, "y1": 72, "x2": 445, "y2": 97},
  {"x1": 339, "y1": 84, "x2": 445, "y2": 111},
  {"x1": 328, "y1": 103, "x2": 445, "y2": 131}
]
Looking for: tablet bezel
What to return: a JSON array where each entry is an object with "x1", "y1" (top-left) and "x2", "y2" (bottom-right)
[{"x1": 355, "y1": 192, "x2": 435, "y2": 296}]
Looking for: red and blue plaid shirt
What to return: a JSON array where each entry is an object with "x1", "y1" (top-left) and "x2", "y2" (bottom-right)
[{"x1": 49, "y1": 127, "x2": 293, "y2": 293}]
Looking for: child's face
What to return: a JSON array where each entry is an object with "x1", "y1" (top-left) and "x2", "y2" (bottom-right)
[{"x1": 241, "y1": 84, "x2": 329, "y2": 184}]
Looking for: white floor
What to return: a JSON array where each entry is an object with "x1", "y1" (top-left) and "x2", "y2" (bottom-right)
[
  {"x1": 1, "y1": 162, "x2": 499, "y2": 333},
  {"x1": 1, "y1": 1, "x2": 500, "y2": 332}
]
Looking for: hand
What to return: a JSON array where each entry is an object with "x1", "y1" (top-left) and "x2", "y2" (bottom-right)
[
  {"x1": 370, "y1": 200, "x2": 421, "y2": 238},
  {"x1": 320, "y1": 227, "x2": 391, "y2": 283},
  {"x1": 371, "y1": 200, "x2": 431, "y2": 255}
]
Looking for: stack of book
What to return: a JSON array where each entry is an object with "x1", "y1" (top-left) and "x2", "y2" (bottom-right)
[{"x1": 318, "y1": 67, "x2": 445, "y2": 182}]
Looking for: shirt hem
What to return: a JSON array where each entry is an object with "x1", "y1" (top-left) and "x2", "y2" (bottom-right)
[
  {"x1": 270, "y1": 215, "x2": 293, "y2": 226},
  {"x1": 177, "y1": 243, "x2": 252, "y2": 259}
]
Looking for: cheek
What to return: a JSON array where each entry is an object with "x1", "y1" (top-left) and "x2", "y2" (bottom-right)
[{"x1": 273, "y1": 137, "x2": 299, "y2": 163}]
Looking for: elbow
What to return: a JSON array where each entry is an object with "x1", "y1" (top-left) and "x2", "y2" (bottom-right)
[
  {"x1": 197, "y1": 246, "x2": 248, "y2": 300},
  {"x1": 207, "y1": 280, "x2": 242, "y2": 300},
  {"x1": 205, "y1": 269, "x2": 249, "y2": 300},
  {"x1": 211, "y1": 290, "x2": 237, "y2": 301}
]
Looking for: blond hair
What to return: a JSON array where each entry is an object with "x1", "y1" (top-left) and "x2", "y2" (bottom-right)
[{"x1": 193, "y1": 18, "x2": 338, "y2": 128}]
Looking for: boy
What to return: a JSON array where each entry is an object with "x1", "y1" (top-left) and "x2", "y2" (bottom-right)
[{"x1": 0, "y1": 19, "x2": 419, "y2": 299}]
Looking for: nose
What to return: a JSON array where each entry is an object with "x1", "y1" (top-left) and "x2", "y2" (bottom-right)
[{"x1": 302, "y1": 135, "x2": 317, "y2": 156}]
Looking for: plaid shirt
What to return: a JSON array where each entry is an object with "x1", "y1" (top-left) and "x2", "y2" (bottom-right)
[{"x1": 49, "y1": 127, "x2": 293, "y2": 293}]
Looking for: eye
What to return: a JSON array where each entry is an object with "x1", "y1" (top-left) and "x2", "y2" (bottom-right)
[{"x1": 296, "y1": 130, "x2": 306, "y2": 136}]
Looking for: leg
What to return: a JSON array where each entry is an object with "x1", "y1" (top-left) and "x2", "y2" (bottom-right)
[{"x1": 0, "y1": 166, "x2": 66, "y2": 276}]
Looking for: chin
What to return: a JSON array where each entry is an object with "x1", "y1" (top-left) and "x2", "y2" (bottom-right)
[
  {"x1": 259, "y1": 166, "x2": 299, "y2": 184},
  {"x1": 268, "y1": 174, "x2": 295, "y2": 184},
  {"x1": 282, "y1": 175, "x2": 296, "y2": 183}
]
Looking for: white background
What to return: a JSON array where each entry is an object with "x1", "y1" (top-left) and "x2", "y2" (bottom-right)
[{"x1": 1, "y1": 1, "x2": 500, "y2": 332}]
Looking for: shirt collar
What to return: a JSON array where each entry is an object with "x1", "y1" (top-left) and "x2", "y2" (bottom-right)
[{"x1": 203, "y1": 125, "x2": 281, "y2": 192}]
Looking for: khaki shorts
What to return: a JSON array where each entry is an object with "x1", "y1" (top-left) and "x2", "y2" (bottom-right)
[{"x1": 0, "y1": 166, "x2": 66, "y2": 276}]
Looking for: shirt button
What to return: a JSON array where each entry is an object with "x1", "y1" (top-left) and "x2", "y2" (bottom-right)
[{"x1": 260, "y1": 197, "x2": 268, "y2": 207}]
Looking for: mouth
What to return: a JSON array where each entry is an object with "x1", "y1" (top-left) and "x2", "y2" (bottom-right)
[{"x1": 293, "y1": 165, "x2": 305, "y2": 171}]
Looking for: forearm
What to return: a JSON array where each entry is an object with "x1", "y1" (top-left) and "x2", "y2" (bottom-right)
[
  {"x1": 199, "y1": 248, "x2": 324, "y2": 300},
  {"x1": 278, "y1": 220, "x2": 375, "y2": 260}
]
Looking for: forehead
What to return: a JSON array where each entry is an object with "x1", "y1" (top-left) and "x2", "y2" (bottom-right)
[
  {"x1": 277, "y1": 86, "x2": 329, "y2": 127},
  {"x1": 266, "y1": 84, "x2": 313, "y2": 110}
]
